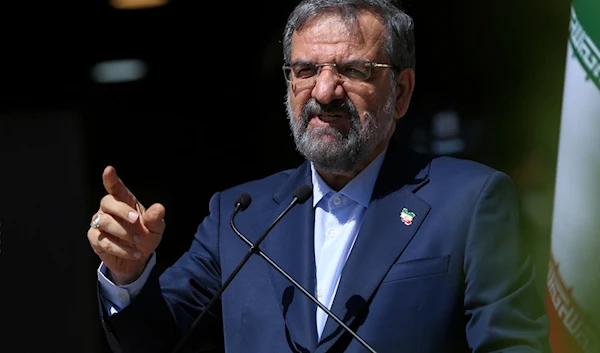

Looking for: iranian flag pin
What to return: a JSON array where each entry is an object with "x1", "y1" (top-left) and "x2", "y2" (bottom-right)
[{"x1": 400, "y1": 208, "x2": 416, "y2": 226}]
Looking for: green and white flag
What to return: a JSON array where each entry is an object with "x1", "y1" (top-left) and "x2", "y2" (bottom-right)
[{"x1": 546, "y1": 0, "x2": 600, "y2": 352}]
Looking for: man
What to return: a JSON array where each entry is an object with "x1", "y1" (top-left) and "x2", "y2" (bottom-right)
[{"x1": 88, "y1": 0, "x2": 550, "y2": 352}]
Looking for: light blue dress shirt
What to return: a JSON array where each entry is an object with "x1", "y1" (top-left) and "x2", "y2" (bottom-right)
[
  {"x1": 98, "y1": 147, "x2": 387, "y2": 339},
  {"x1": 311, "y1": 148, "x2": 386, "y2": 339}
]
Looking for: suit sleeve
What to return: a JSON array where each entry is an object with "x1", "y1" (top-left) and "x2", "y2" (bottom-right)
[
  {"x1": 463, "y1": 171, "x2": 551, "y2": 352},
  {"x1": 101, "y1": 192, "x2": 224, "y2": 353}
]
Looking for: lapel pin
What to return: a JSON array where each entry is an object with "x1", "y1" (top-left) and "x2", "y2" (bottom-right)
[{"x1": 400, "y1": 208, "x2": 416, "y2": 226}]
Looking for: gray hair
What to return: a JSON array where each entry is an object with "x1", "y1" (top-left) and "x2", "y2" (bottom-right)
[{"x1": 282, "y1": 0, "x2": 416, "y2": 74}]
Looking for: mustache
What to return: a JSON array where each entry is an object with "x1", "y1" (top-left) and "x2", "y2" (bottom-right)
[{"x1": 301, "y1": 98, "x2": 352, "y2": 117}]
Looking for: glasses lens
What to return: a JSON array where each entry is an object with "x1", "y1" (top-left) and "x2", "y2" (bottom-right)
[
  {"x1": 292, "y1": 64, "x2": 319, "y2": 79},
  {"x1": 339, "y1": 62, "x2": 371, "y2": 81},
  {"x1": 283, "y1": 67, "x2": 293, "y2": 82}
]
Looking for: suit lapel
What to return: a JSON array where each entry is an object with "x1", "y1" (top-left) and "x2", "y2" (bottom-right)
[
  {"x1": 260, "y1": 162, "x2": 319, "y2": 352},
  {"x1": 316, "y1": 141, "x2": 432, "y2": 353}
]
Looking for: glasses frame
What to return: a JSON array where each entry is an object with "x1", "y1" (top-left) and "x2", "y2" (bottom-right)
[{"x1": 282, "y1": 61, "x2": 394, "y2": 85}]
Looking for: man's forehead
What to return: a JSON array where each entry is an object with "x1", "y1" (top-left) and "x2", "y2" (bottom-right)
[
  {"x1": 290, "y1": 12, "x2": 386, "y2": 59},
  {"x1": 292, "y1": 19, "x2": 356, "y2": 46}
]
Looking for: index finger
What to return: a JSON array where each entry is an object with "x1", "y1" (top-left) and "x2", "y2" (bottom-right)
[{"x1": 102, "y1": 166, "x2": 137, "y2": 207}]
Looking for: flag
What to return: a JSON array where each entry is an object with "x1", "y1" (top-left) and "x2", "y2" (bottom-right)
[{"x1": 546, "y1": 0, "x2": 600, "y2": 352}]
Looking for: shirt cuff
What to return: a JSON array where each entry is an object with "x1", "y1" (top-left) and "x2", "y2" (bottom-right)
[{"x1": 97, "y1": 252, "x2": 157, "y2": 315}]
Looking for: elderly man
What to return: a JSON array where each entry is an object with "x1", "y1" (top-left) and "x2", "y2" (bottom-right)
[{"x1": 88, "y1": 0, "x2": 550, "y2": 352}]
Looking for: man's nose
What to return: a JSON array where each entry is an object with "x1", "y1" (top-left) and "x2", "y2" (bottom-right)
[{"x1": 311, "y1": 67, "x2": 346, "y2": 104}]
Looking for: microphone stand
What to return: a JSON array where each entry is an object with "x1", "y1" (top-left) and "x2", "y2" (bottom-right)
[
  {"x1": 230, "y1": 213, "x2": 377, "y2": 353},
  {"x1": 170, "y1": 195, "x2": 304, "y2": 353},
  {"x1": 171, "y1": 186, "x2": 376, "y2": 353}
]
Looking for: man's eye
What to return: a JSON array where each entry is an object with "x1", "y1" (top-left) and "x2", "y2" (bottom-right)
[
  {"x1": 295, "y1": 68, "x2": 317, "y2": 78},
  {"x1": 341, "y1": 65, "x2": 369, "y2": 79}
]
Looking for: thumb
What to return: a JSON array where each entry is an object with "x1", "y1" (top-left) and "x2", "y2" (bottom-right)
[{"x1": 142, "y1": 203, "x2": 166, "y2": 235}]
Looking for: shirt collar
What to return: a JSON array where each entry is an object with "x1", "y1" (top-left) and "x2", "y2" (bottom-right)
[{"x1": 311, "y1": 146, "x2": 388, "y2": 208}]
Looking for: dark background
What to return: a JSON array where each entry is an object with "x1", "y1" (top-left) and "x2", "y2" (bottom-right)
[{"x1": 0, "y1": 0, "x2": 569, "y2": 352}]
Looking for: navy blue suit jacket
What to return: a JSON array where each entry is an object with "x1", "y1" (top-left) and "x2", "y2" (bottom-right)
[{"x1": 101, "y1": 139, "x2": 550, "y2": 353}]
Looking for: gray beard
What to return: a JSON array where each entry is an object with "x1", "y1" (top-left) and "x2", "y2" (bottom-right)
[{"x1": 285, "y1": 90, "x2": 396, "y2": 174}]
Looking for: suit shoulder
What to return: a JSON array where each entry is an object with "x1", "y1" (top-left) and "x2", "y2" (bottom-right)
[
  {"x1": 423, "y1": 155, "x2": 516, "y2": 196},
  {"x1": 427, "y1": 155, "x2": 507, "y2": 181},
  {"x1": 417, "y1": 156, "x2": 518, "y2": 215}
]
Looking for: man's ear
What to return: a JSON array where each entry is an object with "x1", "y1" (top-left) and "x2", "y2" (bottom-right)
[{"x1": 394, "y1": 68, "x2": 415, "y2": 120}]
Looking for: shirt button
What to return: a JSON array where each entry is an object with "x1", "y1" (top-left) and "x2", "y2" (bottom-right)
[
  {"x1": 332, "y1": 197, "x2": 342, "y2": 206},
  {"x1": 328, "y1": 229, "x2": 337, "y2": 239},
  {"x1": 317, "y1": 290, "x2": 323, "y2": 298},
  {"x1": 118, "y1": 293, "x2": 129, "y2": 302}
]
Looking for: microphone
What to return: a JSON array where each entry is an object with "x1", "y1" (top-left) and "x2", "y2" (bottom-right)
[
  {"x1": 234, "y1": 192, "x2": 252, "y2": 211},
  {"x1": 171, "y1": 186, "x2": 312, "y2": 353},
  {"x1": 292, "y1": 184, "x2": 313, "y2": 204}
]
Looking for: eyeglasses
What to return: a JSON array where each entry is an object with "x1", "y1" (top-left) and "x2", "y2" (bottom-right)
[{"x1": 282, "y1": 61, "x2": 393, "y2": 90}]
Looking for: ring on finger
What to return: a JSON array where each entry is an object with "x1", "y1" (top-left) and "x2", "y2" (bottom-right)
[{"x1": 90, "y1": 213, "x2": 103, "y2": 229}]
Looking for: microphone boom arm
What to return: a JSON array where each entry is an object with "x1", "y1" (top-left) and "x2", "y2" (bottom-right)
[
  {"x1": 171, "y1": 196, "x2": 303, "y2": 353},
  {"x1": 230, "y1": 209, "x2": 377, "y2": 353},
  {"x1": 171, "y1": 186, "x2": 376, "y2": 353}
]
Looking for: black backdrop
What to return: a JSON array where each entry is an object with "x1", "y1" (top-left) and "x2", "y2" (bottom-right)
[{"x1": 0, "y1": 0, "x2": 568, "y2": 352}]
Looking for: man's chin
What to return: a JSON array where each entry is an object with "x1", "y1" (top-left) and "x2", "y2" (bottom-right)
[
  {"x1": 310, "y1": 133, "x2": 341, "y2": 145},
  {"x1": 303, "y1": 127, "x2": 347, "y2": 143}
]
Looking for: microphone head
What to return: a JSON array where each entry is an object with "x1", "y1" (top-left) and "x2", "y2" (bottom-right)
[
  {"x1": 234, "y1": 193, "x2": 252, "y2": 211},
  {"x1": 293, "y1": 185, "x2": 312, "y2": 204}
]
